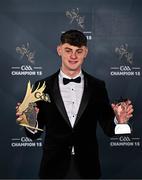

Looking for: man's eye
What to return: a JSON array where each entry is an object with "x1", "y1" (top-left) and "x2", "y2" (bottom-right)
[
  {"x1": 65, "y1": 50, "x2": 71, "y2": 53},
  {"x1": 77, "y1": 50, "x2": 83, "y2": 54}
]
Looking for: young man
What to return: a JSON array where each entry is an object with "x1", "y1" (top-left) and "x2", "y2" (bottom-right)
[{"x1": 17, "y1": 30, "x2": 133, "y2": 179}]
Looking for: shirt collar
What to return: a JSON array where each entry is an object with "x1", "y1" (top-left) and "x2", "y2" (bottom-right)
[{"x1": 59, "y1": 69, "x2": 83, "y2": 79}]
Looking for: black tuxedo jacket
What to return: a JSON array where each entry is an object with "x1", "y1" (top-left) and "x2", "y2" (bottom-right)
[{"x1": 25, "y1": 70, "x2": 115, "y2": 179}]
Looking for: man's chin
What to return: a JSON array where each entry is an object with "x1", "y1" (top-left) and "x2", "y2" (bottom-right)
[{"x1": 68, "y1": 68, "x2": 80, "y2": 72}]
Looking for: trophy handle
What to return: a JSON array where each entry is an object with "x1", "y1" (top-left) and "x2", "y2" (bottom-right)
[{"x1": 20, "y1": 123, "x2": 44, "y2": 131}]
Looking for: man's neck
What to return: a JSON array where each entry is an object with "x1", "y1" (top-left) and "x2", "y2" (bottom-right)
[{"x1": 60, "y1": 69, "x2": 81, "y2": 78}]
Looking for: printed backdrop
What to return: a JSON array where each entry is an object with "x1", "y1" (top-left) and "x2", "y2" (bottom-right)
[{"x1": 0, "y1": 0, "x2": 142, "y2": 179}]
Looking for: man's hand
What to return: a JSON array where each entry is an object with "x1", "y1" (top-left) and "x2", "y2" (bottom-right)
[
  {"x1": 111, "y1": 100, "x2": 134, "y2": 124},
  {"x1": 16, "y1": 103, "x2": 26, "y2": 124}
]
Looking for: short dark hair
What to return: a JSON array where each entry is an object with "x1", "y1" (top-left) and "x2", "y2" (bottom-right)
[{"x1": 60, "y1": 29, "x2": 87, "y2": 47}]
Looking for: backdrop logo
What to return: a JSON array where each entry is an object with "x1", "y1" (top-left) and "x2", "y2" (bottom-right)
[
  {"x1": 110, "y1": 66, "x2": 141, "y2": 76},
  {"x1": 110, "y1": 43, "x2": 141, "y2": 77},
  {"x1": 110, "y1": 136, "x2": 140, "y2": 147},
  {"x1": 16, "y1": 42, "x2": 35, "y2": 64},
  {"x1": 21, "y1": 65, "x2": 33, "y2": 71},
  {"x1": 115, "y1": 43, "x2": 133, "y2": 64},
  {"x1": 11, "y1": 136, "x2": 42, "y2": 148},
  {"x1": 11, "y1": 65, "x2": 42, "y2": 76},
  {"x1": 64, "y1": 8, "x2": 92, "y2": 40},
  {"x1": 11, "y1": 42, "x2": 43, "y2": 76},
  {"x1": 66, "y1": 8, "x2": 85, "y2": 29}
]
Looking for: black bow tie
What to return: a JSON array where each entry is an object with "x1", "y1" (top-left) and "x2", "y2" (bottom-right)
[{"x1": 63, "y1": 76, "x2": 81, "y2": 85}]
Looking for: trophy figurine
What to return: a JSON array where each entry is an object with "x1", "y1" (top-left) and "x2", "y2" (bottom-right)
[
  {"x1": 16, "y1": 81, "x2": 50, "y2": 131},
  {"x1": 114, "y1": 98, "x2": 131, "y2": 135}
]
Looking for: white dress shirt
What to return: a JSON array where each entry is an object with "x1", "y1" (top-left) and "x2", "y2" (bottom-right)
[{"x1": 59, "y1": 70, "x2": 84, "y2": 127}]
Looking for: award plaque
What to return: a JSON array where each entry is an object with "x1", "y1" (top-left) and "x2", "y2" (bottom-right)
[
  {"x1": 114, "y1": 98, "x2": 131, "y2": 134},
  {"x1": 17, "y1": 81, "x2": 50, "y2": 131}
]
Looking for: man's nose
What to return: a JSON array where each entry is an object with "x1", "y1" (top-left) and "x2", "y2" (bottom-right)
[{"x1": 70, "y1": 52, "x2": 77, "y2": 59}]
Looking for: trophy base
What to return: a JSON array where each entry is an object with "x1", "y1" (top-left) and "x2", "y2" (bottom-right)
[
  {"x1": 20, "y1": 123, "x2": 44, "y2": 131},
  {"x1": 115, "y1": 124, "x2": 131, "y2": 134}
]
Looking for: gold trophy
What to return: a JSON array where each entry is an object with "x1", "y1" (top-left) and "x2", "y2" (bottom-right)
[{"x1": 17, "y1": 81, "x2": 50, "y2": 131}]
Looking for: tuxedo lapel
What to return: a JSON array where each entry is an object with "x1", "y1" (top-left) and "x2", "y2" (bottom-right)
[
  {"x1": 74, "y1": 73, "x2": 91, "y2": 127},
  {"x1": 51, "y1": 73, "x2": 72, "y2": 128}
]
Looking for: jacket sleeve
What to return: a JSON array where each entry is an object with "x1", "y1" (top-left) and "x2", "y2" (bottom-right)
[{"x1": 98, "y1": 81, "x2": 115, "y2": 137}]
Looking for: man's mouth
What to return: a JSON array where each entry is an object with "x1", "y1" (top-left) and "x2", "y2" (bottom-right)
[{"x1": 68, "y1": 61, "x2": 78, "y2": 64}]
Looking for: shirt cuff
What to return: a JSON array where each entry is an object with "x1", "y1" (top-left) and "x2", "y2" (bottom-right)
[{"x1": 114, "y1": 117, "x2": 118, "y2": 125}]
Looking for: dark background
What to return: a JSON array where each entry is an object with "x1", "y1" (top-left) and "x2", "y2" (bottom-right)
[{"x1": 0, "y1": 0, "x2": 142, "y2": 179}]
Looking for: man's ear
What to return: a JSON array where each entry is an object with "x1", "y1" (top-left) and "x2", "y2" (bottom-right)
[
  {"x1": 84, "y1": 47, "x2": 88, "y2": 58},
  {"x1": 57, "y1": 45, "x2": 62, "y2": 56}
]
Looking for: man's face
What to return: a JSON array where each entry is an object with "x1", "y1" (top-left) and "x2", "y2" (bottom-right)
[{"x1": 57, "y1": 43, "x2": 88, "y2": 74}]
